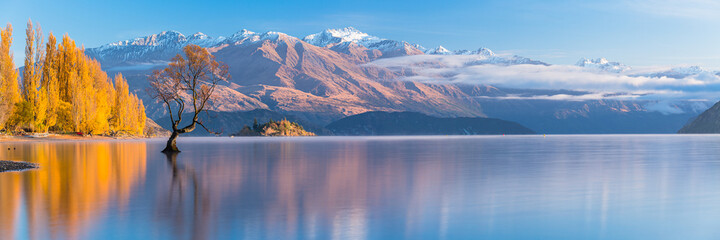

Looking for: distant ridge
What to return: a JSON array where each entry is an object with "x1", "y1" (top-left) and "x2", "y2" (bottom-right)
[
  {"x1": 326, "y1": 111, "x2": 535, "y2": 135},
  {"x1": 155, "y1": 109, "x2": 329, "y2": 136}
]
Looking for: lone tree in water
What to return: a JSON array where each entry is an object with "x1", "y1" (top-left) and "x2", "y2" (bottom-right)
[{"x1": 148, "y1": 44, "x2": 229, "y2": 152}]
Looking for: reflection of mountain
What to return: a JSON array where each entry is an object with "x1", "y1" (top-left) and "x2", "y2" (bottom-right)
[
  {"x1": 0, "y1": 142, "x2": 147, "y2": 240},
  {"x1": 2, "y1": 137, "x2": 717, "y2": 238}
]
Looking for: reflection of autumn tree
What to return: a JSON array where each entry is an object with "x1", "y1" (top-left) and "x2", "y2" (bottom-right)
[
  {"x1": 0, "y1": 139, "x2": 461, "y2": 239},
  {"x1": 0, "y1": 169, "x2": 21, "y2": 239},
  {"x1": 0, "y1": 142, "x2": 147, "y2": 239}
]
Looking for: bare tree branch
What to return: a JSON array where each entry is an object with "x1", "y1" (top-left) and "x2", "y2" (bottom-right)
[{"x1": 147, "y1": 44, "x2": 230, "y2": 152}]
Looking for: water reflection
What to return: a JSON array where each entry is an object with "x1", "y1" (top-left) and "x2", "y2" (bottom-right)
[
  {"x1": 2, "y1": 136, "x2": 720, "y2": 239},
  {"x1": 0, "y1": 141, "x2": 147, "y2": 240}
]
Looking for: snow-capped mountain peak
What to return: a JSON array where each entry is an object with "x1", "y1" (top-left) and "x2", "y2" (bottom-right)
[
  {"x1": 303, "y1": 27, "x2": 381, "y2": 47},
  {"x1": 425, "y1": 46, "x2": 452, "y2": 55},
  {"x1": 576, "y1": 57, "x2": 629, "y2": 73},
  {"x1": 226, "y1": 29, "x2": 256, "y2": 42},
  {"x1": 473, "y1": 48, "x2": 495, "y2": 56},
  {"x1": 302, "y1": 27, "x2": 426, "y2": 57},
  {"x1": 190, "y1": 32, "x2": 208, "y2": 39},
  {"x1": 636, "y1": 65, "x2": 709, "y2": 79},
  {"x1": 671, "y1": 66, "x2": 704, "y2": 75},
  {"x1": 576, "y1": 57, "x2": 609, "y2": 66},
  {"x1": 323, "y1": 27, "x2": 370, "y2": 42},
  {"x1": 449, "y1": 47, "x2": 495, "y2": 56},
  {"x1": 107, "y1": 30, "x2": 186, "y2": 48}
]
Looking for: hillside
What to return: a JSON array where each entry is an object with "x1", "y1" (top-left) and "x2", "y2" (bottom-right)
[
  {"x1": 231, "y1": 119, "x2": 315, "y2": 136},
  {"x1": 326, "y1": 111, "x2": 535, "y2": 135},
  {"x1": 678, "y1": 101, "x2": 720, "y2": 133},
  {"x1": 144, "y1": 118, "x2": 171, "y2": 137}
]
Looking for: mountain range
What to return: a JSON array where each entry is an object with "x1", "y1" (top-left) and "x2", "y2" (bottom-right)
[{"x1": 85, "y1": 27, "x2": 712, "y2": 134}]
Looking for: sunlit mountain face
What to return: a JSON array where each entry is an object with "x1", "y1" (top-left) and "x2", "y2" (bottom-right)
[{"x1": 85, "y1": 28, "x2": 714, "y2": 134}]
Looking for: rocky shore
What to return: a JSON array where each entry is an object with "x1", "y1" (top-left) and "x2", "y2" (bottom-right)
[{"x1": 0, "y1": 160, "x2": 38, "y2": 172}]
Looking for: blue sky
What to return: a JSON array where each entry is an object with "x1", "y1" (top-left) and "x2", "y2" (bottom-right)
[{"x1": 2, "y1": 0, "x2": 720, "y2": 68}]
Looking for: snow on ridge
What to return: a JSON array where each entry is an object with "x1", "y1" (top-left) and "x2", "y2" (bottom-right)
[
  {"x1": 576, "y1": 57, "x2": 630, "y2": 73},
  {"x1": 635, "y1": 65, "x2": 711, "y2": 79},
  {"x1": 425, "y1": 46, "x2": 452, "y2": 55},
  {"x1": 89, "y1": 27, "x2": 531, "y2": 67},
  {"x1": 671, "y1": 66, "x2": 704, "y2": 75},
  {"x1": 424, "y1": 46, "x2": 495, "y2": 57},
  {"x1": 95, "y1": 28, "x2": 296, "y2": 52},
  {"x1": 303, "y1": 27, "x2": 378, "y2": 47},
  {"x1": 96, "y1": 27, "x2": 500, "y2": 60},
  {"x1": 302, "y1": 27, "x2": 428, "y2": 54},
  {"x1": 106, "y1": 30, "x2": 186, "y2": 47}
]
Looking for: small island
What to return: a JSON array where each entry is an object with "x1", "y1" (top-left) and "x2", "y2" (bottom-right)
[
  {"x1": 231, "y1": 119, "x2": 315, "y2": 137},
  {"x1": 0, "y1": 160, "x2": 38, "y2": 172}
]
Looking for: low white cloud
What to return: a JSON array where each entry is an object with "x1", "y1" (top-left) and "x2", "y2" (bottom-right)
[
  {"x1": 644, "y1": 101, "x2": 687, "y2": 115},
  {"x1": 367, "y1": 54, "x2": 720, "y2": 102},
  {"x1": 475, "y1": 92, "x2": 649, "y2": 101}
]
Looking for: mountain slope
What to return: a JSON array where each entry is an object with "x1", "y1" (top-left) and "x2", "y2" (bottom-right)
[
  {"x1": 678, "y1": 101, "x2": 720, "y2": 133},
  {"x1": 103, "y1": 30, "x2": 486, "y2": 123}
]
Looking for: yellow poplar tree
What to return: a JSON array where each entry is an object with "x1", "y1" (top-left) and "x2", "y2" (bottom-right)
[
  {"x1": 136, "y1": 98, "x2": 146, "y2": 135},
  {"x1": 71, "y1": 48, "x2": 89, "y2": 132},
  {"x1": 20, "y1": 19, "x2": 46, "y2": 132},
  {"x1": 54, "y1": 34, "x2": 77, "y2": 131},
  {"x1": 111, "y1": 73, "x2": 130, "y2": 133},
  {"x1": 0, "y1": 23, "x2": 21, "y2": 131},
  {"x1": 93, "y1": 61, "x2": 112, "y2": 134},
  {"x1": 40, "y1": 33, "x2": 58, "y2": 132}
]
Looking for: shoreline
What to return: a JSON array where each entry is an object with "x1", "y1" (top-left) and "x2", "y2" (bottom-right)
[
  {"x1": 0, "y1": 134, "x2": 158, "y2": 142},
  {"x1": 0, "y1": 160, "x2": 38, "y2": 172}
]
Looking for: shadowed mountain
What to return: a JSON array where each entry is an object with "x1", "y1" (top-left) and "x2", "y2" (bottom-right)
[
  {"x1": 326, "y1": 111, "x2": 534, "y2": 135},
  {"x1": 678, "y1": 101, "x2": 720, "y2": 133},
  {"x1": 478, "y1": 98, "x2": 704, "y2": 134}
]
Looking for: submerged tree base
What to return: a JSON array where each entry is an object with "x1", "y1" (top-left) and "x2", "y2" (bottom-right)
[
  {"x1": 161, "y1": 148, "x2": 180, "y2": 153},
  {"x1": 161, "y1": 132, "x2": 181, "y2": 153},
  {"x1": 0, "y1": 160, "x2": 38, "y2": 172}
]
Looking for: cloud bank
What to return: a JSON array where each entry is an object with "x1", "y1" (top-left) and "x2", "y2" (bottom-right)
[{"x1": 367, "y1": 54, "x2": 720, "y2": 102}]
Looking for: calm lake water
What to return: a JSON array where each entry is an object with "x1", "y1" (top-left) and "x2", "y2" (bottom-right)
[{"x1": 2, "y1": 135, "x2": 720, "y2": 239}]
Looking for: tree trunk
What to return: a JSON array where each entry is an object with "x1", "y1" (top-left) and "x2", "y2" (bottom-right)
[{"x1": 162, "y1": 131, "x2": 180, "y2": 153}]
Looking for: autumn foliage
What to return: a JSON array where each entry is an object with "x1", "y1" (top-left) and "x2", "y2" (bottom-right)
[{"x1": 0, "y1": 21, "x2": 146, "y2": 136}]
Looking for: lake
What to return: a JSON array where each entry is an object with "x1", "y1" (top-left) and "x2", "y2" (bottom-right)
[{"x1": 1, "y1": 135, "x2": 720, "y2": 239}]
